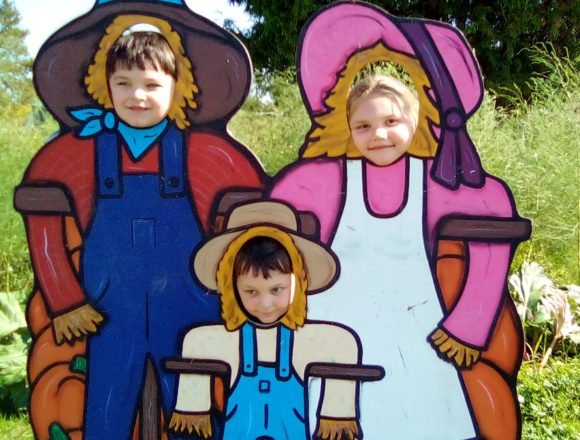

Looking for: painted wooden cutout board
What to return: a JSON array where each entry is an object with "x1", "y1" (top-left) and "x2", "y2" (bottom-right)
[
  {"x1": 14, "y1": 0, "x2": 265, "y2": 439},
  {"x1": 268, "y1": 2, "x2": 530, "y2": 439},
  {"x1": 14, "y1": 0, "x2": 530, "y2": 439}
]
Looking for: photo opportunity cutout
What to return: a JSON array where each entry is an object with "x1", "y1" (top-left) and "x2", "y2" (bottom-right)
[
  {"x1": 269, "y1": 1, "x2": 530, "y2": 439},
  {"x1": 15, "y1": 0, "x2": 265, "y2": 439},
  {"x1": 14, "y1": 0, "x2": 531, "y2": 439}
]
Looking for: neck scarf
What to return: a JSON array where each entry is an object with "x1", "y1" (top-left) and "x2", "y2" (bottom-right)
[{"x1": 70, "y1": 108, "x2": 168, "y2": 159}]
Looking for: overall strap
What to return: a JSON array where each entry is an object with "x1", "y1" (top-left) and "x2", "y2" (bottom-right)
[
  {"x1": 160, "y1": 124, "x2": 186, "y2": 198},
  {"x1": 241, "y1": 323, "x2": 256, "y2": 375},
  {"x1": 96, "y1": 124, "x2": 186, "y2": 198},
  {"x1": 96, "y1": 132, "x2": 122, "y2": 198},
  {"x1": 277, "y1": 325, "x2": 293, "y2": 380}
]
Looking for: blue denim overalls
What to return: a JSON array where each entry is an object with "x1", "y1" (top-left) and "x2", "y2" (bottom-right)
[
  {"x1": 81, "y1": 125, "x2": 221, "y2": 439},
  {"x1": 223, "y1": 323, "x2": 306, "y2": 440}
]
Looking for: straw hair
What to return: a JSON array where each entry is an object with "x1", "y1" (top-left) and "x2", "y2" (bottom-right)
[
  {"x1": 84, "y1": 14, "x2": 199, "y2": 129},
  {"x1": 216, "y1": 226, "x2": 308, "y2": 331},
  {"x1": 301, "y1": 42, "x2": 439, "y2": 159}
]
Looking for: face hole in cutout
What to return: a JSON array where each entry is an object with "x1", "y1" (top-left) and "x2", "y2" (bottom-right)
[
  {"x1": 347, "y1": 61, "x2": 420, "y2": 166},
  {"x1": 353, "y1": 61, "x2": 416, "y2": 94},
  {"x1": 233, "y1": 236, "x2": 296, "y2": 326},
  {"x1": 303, "y1": 43, "x2": 440, "y2": 161}
]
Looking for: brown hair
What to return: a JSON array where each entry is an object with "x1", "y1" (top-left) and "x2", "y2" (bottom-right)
[
  {"x1": 84, "y1": 15, "x2": 199, "y2": 129},
  {"x1": 216, "y1": 226, "x2": 308, "y2": 331},
  {"x1": 106, "y1": 31, "x2": 177, "y2": 79},
  {"x1": 233, "y1": 236, "x2": 292, "y2": 279},
  {"x1": 347, "y1": 74, "x2": 419, "y2": 128}
]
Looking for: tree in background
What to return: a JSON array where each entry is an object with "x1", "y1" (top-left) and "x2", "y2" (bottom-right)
[
  {"x1": 227, "y1": 0, "x2": 579, "y2": 100},
  {"x1": 0, "y1": 0, "x2": 34, "y2": 111}
]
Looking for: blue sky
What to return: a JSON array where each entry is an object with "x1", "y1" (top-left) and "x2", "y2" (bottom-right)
[{"x1": 14, "y1": 0, "x2": 252, "y2": 56}]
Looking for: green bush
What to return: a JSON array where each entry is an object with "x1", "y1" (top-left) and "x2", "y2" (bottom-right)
[
  {"x1": 229, "y1": 70, "x2": 309, "y2": 175},
  {"x1": 519, "y1": 358, "x2": 580, "y2": 439},
  {"x1": 509, "y1": 262, "x2": 580, "y2": 361},
  {"x1": 0, "y1": 290, "x2": 29, "y2": 414}
]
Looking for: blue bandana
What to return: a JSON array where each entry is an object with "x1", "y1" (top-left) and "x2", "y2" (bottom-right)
[{"x1": 70, "y1": 108, "x2": 168, "y2": 160}]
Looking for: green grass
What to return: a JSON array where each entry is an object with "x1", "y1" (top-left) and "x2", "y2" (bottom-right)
[
  {"x1": 0, "y1": 413, "x2": 33, "y2": 439},
  {"x1": 469, "y1": 48, "x2": 580, "y2": 284}
]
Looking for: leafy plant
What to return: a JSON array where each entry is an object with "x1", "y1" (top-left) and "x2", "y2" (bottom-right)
[
  {"x1": 538, "y1": 285, "x2": 580, "y2": 366},
  {"x1": 509, "y1": 262, "x2": 580, "y2": 364},
  {"x1": 0, "y1": 291, "x2": 30, "y2": 413},
  {"x1": 518, "y1": 358, "x2": 580, "y2": 439}
]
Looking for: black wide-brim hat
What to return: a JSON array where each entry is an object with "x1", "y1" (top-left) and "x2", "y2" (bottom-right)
[{"x1": 33, "y1": 0, "x2": 252, "y2": 128}]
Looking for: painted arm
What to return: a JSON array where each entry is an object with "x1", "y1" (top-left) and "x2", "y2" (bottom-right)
[
  {"x1": 25, "y1": 216, "x2": 103, "y2": 344},
  {"x1": 269, "y1": 159, "x2": 343, "y2": 244},
  {"x1": 18, "y1": 135, "x2": 103, "y2": 344},
  {"x1": 187, "y1": 132, "x2": 266, "y2": 232},
  {"x1": 297, "y1": 324, "x2": 361, "y2": 439},
  {"x1": 171, "y1": 325, "x2": 236, "y2": 438},
  {"x1": 426, "y1": 166, "x2": 521, "y2": 367}
]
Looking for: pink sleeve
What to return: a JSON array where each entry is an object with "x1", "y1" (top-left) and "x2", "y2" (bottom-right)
[
  {"x1": 442, "y1": 242, "x2": 512, "y2": 347},
  {"x1": 427, "y1": 163, "x2": 518, "y2": 348},
  {"x1": 269, "y1": 159, "x2": 343, "y2": 244},
  {"x1": 426, "y1": 166, "x2": 515, "y2": 244}
]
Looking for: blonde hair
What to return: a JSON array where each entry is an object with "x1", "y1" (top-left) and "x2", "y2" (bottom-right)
[
  {"x1": 215, "y1": 227, "x2": 308, "y2": 331},
  {"x1": 302, "y1": 43, "x2": 440, "y2": 159},
  {"x1": 84, "y1": 15, "x2": 199, "y2": 129},
  {"x1": 347, "y1": 74, "x2": 419, "y2": 129}
]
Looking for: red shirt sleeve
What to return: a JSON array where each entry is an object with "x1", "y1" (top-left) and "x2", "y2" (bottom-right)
[
  {"x1": 22, "y1": 133, "x2": 96, "y2": 315},
  {"x1": 186, "y1": 132, "x2": 266, "y2": 231}
]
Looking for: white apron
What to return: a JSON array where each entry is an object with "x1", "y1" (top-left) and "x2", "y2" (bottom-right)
[{"x1": 308, "y1": 158, "x2": 477, "y2": 439}]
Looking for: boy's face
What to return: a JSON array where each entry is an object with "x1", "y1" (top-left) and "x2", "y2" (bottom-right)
[
  {"x1": 349, "y1": 94, "x2": 415, "y2": 166},
  {"x1": 109, "y1": 67, "x2": 175, "y2": 128},
  {"x1": 236, "y1": 270, "x2": 294, "y2": 325}
]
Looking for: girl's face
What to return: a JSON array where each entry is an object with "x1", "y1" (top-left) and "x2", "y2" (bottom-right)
[
  {"x1": 349, "y1": 94, "x2": 415, "y2": 166},
  {"x1": 109, "y1": 67, "x2": 175, "y2": 128},
  {"x1": 236, "y1": 269, "x2": 294, "y2": 325}
]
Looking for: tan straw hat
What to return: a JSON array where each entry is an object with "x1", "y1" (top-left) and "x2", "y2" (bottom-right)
[{"x1": 194, "y1": 201, "x2": 338, "y2": 293}]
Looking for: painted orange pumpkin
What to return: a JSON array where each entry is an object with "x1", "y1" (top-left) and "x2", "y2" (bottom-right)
[{"x1": 436, "y1": 240, "x2": 521, "y2": 440}]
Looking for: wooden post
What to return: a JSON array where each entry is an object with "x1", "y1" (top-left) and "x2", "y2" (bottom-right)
[{"x1": 141, "y1": 358, "x2": 161, "y2": 440}]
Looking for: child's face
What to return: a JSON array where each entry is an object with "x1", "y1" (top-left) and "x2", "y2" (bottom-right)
[
  {"x1": 349, "y1": 94, "x2": 415, "y2": 166},
  {"x1": 109, "y1": 67, "x2": 175, "y2": 128},
  {"x1": 236, "y1": 269, "x2": 294, "y2": 325}
]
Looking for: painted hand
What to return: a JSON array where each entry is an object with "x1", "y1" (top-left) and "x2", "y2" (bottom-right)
[
  {"x1": 429, "y1": 327, "x2": 481, "y2": 368},
  {"x1": 315, "y1": 417, "x2": 361, "y2": 440},
  {"x1": 169, "y1": 411, "x2": 212, "y2": 438},
  {"x1": 52, "y1": 303, "x2": 104, "y2": 345}
]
